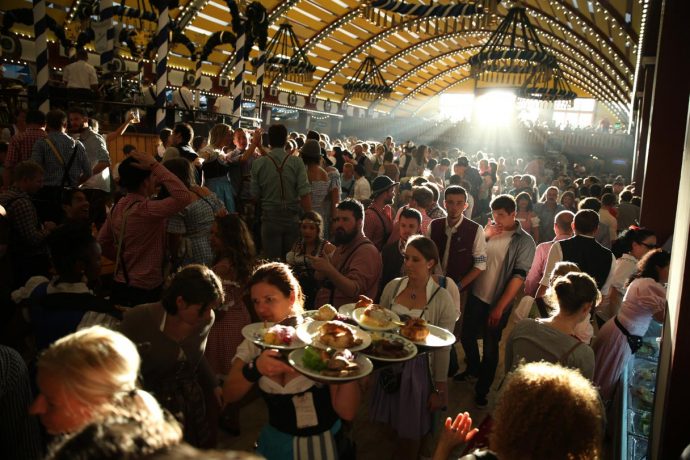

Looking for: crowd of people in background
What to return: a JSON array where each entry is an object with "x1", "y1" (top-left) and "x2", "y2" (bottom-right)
[{"x1": 0, "y1": 107, "x2": 670, "y2": 460}]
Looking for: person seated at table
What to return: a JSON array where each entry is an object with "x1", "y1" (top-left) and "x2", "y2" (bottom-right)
[{"x1": 223, "y1": 262, "x2": 361, "y2": 460}]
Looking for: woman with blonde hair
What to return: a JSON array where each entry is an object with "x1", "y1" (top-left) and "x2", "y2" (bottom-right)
[
  {"x1": 30, "y1": 326, "x2": 167, "y2": 436},
  {"x1": 199, "y1": 123, "x2": 235, "y2": 211}
]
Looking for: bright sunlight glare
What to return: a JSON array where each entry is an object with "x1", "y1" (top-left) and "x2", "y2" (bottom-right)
[{"x1": 473, "y1": 90, "x2": 516, "y2": 126}]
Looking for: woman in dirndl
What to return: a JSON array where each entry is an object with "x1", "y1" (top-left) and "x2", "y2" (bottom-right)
[
  {"x1": 223, "y1": 262, "x2": 361, "y2": 460},
  {"x1": 371, "y1": 235, "x2": 458, "y2": 460}
]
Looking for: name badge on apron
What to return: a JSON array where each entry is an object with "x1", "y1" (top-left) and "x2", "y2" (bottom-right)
[{"x1": 292, "y1": 392, "x2": 319, "y2": 429}]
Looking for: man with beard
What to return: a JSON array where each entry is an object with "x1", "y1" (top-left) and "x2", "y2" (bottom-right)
[
  {"x1": 364, "y1": 175, "x2": 397, "y2": 251},
  {"x1": 68, "y1": 107, "x2": 111, "y2": 228},
  {"x1": 310, "y1": 199, "x2": 382, "y2": 308}
]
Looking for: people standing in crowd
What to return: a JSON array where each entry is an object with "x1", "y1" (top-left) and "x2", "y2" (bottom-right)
[
  {"x1": 353, "y1": 164, "x2": 371, "y2": 203},
  {"x1": 340, "y1": 162, "x2": 355, "y2": 199},
  {"x1": 98, "y1": 151, "x2": 191, "y2": 306},
  {"x1": 163, "y1": 158, "x2": 224, "y2": 269},
  {"x1": 0, "y1": 161, "x2": 54, "y2": 285},
  {"x1": 600, "y1": 193, "x2": 618, "y2": 243},
  {"x1": 163, "y1": 123, "x2": 200, "y2": 166},
  {"x1": 396, "y1": 185, "x2": 434, "y2": 234},
  {"x1": 524, "y1": 210, "x2": 574, "y2": 297},
  {"x1": 119, "y1": 265, "x2": 224, "y2": 447},
  {"x1": 301, "y1": 139, "x2": 339, "y2": 238},
  {"x1": 228, "y1": 128, "x2": 263, "y2": 215},
  {"x1": 559, "y1": 190, "x2": 578, "y2": 213},
  {"x1": 31, "y1": 109, "x2": 91, "y2": 223},
  {"x1": 535, "y1": 186, "x2": 564, "y2": 243},
  {"x1": 593, "y1": 249, "x2": 669, "y2": 402},
  {"x1": 286, "y1": 211, "x2": 335, "y2": 310},
  {"x1": 250, "y1": 124, "x2": 312, "y2": 260},
  {"x1": 381, "y1": 207, "x2": 423, "y2": 293},
  {"x1": 311, "y1": 199, "x2": 382, "y2": 308},
  {"x1": 506, "y1": 271, "x2": 598, "y2": 379},
  {"x1": 353, "y1": 143, "x2": 373, "y2": 179},
  {"x1": 3, "y1": 109, "x2": 46, "y2": 190},
  {"x1": 596, "y1": 227, "x2": 657, "y2": 326},
  {"x1": 364, "y1": 175, "x2": 397, "y2": 251},
  {"x1": 515, "y1": 191, "x2": 540, "y2": 242},
  {"x1": 453, "y1": 156, "x2": 482, "y2": 212},
  {"x1": 427, "y1": 185, "x2": 486, "y2": 296},
  {"x1": 68, "y1": 107, "x2": 111, "y2": 229},
  {"x1": 405, "y1": 144, "x2": 428, "y2": 178},
  {"x1": 537, "y1": 209, "x2": 615, "y2": 301},
  {"x1": 458, "y1": 195, "x2": 535, "y2": 407},
  {"x1": 617, "y1": 190, "x2": 640, "y2": 229},
  {"x1": 372, "y1": 236, "x2": 458, "y2": 460},
  {"x1": 157, "y1": 128, "x2": 173, "y2": 161},
  {"x1": 198, "y1": 123, "x2": 234, "y2": 211},
  {"x1": 378, "y1": 150, "x2": 400, "y2": 181},
  {"x1": 224, "y1": 262, "x2": 361, "y2": 459},
  {"x1": 579, "y1": 197, "x2": 612, "y2": 248},
  {"x1": 425, "y1": 183, "x2": 447, "y2": 220}
]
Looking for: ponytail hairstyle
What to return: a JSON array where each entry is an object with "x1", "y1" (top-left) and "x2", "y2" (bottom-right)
[
  {"x1": 548, "y1": 272, "x2": 601, "y2": 316},
  {"x1": 611, "y1": 227, "x2": 655, "y2": 258}
]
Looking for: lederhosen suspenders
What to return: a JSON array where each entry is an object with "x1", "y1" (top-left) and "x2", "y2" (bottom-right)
[{"x1": 265, "y1": 153, "x2": 293, "y2": 210}]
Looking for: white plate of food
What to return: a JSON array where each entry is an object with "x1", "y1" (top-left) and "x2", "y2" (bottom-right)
[
  {"x1": 289, "y1": 346, "x2": 373, "y2": 382},
  {"x1": 352, "y1": 305, "x2": 401, "y2": 331},
  {"x1": 397, "y1": 318, "x2": 455, "y2": 348},
  {"x1": 304, "y1": 304, "x2": 358, "y2": 325},
  {"x1": 296, "y1": 320, "x2": 371, "y2": 352},
  {"x1": 241, "y1": 322, "x2": 306, "y2": 350},
  {"x1": 361, "y1": 332, "x2": 418, "y2": 362},
  {"x1": 338, "y1": 303, "x2": 357, "y2": 318}
]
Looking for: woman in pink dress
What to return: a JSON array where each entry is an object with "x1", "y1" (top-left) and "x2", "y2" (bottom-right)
[{"x1": 593, "y1": 249, "x2": 669, "y2": 402}]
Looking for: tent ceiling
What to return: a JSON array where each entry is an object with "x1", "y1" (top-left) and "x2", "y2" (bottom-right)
[{"x1": 3, "y1": 0, "x2": 644, "y2": 117}]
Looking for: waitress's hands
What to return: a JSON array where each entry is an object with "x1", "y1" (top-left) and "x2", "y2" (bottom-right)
[{"x1": 256, "y1": 349, "x2": 294, "y2": 377}]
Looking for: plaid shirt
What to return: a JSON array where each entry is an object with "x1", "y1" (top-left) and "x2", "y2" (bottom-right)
[
  {"x1": 0, "y1": 187, "x2": 47, "y2": 256},
  {"x1": 5, "y1": 127, "x2": 47, "y2": 168},
  {"x1": 31, "y1": 131, "x2": 91, "y2": 187},
  {"x1": 98, "y1": 162, "x2": 192, "y2": 290}
]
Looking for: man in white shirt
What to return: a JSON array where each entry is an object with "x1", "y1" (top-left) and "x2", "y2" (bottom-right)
[
  {"x1": 62, "y1": 49, "x2": 98, "y2": 92},
  {"x1": 173, "y1": 81, "x2": 194, "y2": 121},
  {"x1": 353, "y1": 165, "x2": 371, "y2": 202},
  {"x1": 213, "y1": 94, "x2": 233, "y2": 121}
]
